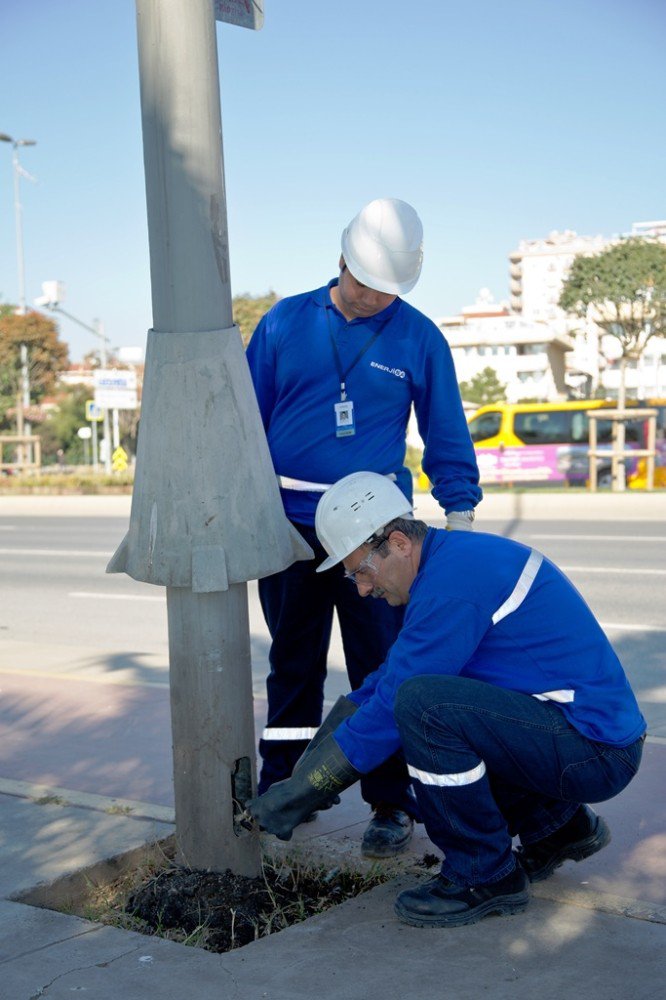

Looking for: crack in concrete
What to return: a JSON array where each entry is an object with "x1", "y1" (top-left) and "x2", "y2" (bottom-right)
[{"x1": 28, "y1": 940, "x2": 148, "y2": 998}]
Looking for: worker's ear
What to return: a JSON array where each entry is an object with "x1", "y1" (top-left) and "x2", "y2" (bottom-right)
[
  {"x1": 386, "y1": 530, "x2": 412, "y2": 556},
  {"x1": 339, "y1": 255, "x2": 346, "y2": 272}
]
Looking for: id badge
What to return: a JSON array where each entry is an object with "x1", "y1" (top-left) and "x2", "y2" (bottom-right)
[{"x1": 334, "y1": 400, "x2": 356, "y2": 437}]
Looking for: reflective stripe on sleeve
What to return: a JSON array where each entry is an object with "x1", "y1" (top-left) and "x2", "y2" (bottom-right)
[
  {"x1": 261, "y1": 727, "x2": 318, "y2": 741},
  {"x1": 407, "y1": 760, "x2": 487, "y2": 787},
  {"x1": 533, "y1": 689, "x2": 575, "y2": 703},
  {"x1": 277, "y1": 473, "x2": 398, "y2": 492},
  {"x1": 277, "y1": 476, "x2": 332, "y2": 492},
  {"x1": 492, "y1": 549, "x2": 543, "y2": 625}
]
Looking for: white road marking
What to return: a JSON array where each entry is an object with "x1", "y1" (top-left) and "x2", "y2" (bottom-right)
[
  {"x1": 601, "y1": 622, "x2": 666, "y2": 633},
  {"x1": 0, "y1": 547, "x2": 110, "y2": 557},
  {"x1": 561, "y1": 565, "x2": 666, "y2": 576},
  {"x1": 69, "y1": 590, "x2": 164, "y2": 602},
  {"x1": 529, "y1": 534, "x2": 666, "y2": 543}
]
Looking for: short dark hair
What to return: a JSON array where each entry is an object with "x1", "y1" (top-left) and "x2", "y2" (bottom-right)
[{"x1": 370, "y1": 516, "x2": 428, "y2": 546}]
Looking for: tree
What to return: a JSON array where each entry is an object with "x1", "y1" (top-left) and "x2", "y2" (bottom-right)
[
  {"x1": 559, "y1": 237, "x2": 666, "y2": 491},
  {"x1": 38, "y1": 385, "x2": 89, "y2": 465},
  {"x1": 458, "y1": 366, "x2": 507, "y2": 405},
  {"x1": 0, "y1": 307, "x2": 69, "y2": 433},
  {"x1": 559, "y1": 237, "x2": 666, "y2": 404},
  {"x1": 233, "y1": 291, "x2": 280, "y2": 347}
]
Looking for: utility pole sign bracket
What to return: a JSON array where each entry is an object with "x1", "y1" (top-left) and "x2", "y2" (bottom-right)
[{"x1": 214, "y1": 1, "x2": 264, "y2": 30}]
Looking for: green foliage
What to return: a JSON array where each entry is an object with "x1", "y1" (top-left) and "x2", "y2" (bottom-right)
[
  {"x1": 559, "y1": 237, "x2": 666, "y2": 359},
  {"x1": 233, "y1": 291, "x2": 280, "y2": 347},
  {"x1": 37, "y1": 385, "x2": 88, "y2": 464},
  {"x1": 458, "y1": 366, "x2": 507, "y2": 405}
]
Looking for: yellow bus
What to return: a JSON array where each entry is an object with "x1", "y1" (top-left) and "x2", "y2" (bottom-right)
[{"x1": 466, "y1": 399, "x2": 666, "y2": 488}]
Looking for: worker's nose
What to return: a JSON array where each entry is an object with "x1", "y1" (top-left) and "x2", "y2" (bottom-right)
[{"x1": 356, "y1": 579, "x2": 373, "y2": 598}]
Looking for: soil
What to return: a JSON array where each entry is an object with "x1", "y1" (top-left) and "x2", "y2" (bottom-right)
[{"x1": 115, "y1": 852, "x2": 440, "y2": 954}]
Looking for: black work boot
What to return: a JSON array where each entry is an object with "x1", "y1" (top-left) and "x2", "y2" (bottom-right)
[
  {"x1": 361, "y1": 805, "x2": 414, "y2": 858},
  {"x1": 515, "y1": 804, "x2": 611, "y2": 883},
  {"x1": 394, "y1": 866, "x2": 529, "y2": 928}
]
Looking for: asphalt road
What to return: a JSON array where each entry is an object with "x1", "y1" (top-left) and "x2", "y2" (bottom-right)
[{"x1": 0, "y1": 496, "x2": 664, "y2": 807}]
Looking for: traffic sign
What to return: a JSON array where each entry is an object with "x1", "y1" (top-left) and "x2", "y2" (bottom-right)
[
  {"x1": 214, "y1": 1, "x2": 264, "y2": 30},
  {"x1": 112, "y1": 446, "x2": 129, "y2": 472},
  {"x1": 93, "y1": 369, "x2": 139, "y2": 411},
  {"x1": 85, "y1": 400, "x2": 103, "y2": 422}
]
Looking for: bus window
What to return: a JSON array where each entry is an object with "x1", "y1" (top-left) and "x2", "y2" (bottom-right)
[
  {"x1": 571, "y1": 411, "x2": 588, "y2": 443},
  {"x1": 625, "y1": 420, "x2": 642, "y2": 444},
  {"x1": 596, "y1": 419, "x2": 613, "y2": 443},
  {"x1": 468, "y1": 411, "x2": 502, "y2": 442},
  {"x1": 513, "y1": 411, "x2": 573, "y2": 444}
]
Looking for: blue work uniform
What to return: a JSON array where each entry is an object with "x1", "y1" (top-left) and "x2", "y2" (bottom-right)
[
  {"x1": 333, "y1": 529, "x2": 646, "y2": 883},
  {"x1": 246, "y1": 281, "x2": 481, "y2": 804}
]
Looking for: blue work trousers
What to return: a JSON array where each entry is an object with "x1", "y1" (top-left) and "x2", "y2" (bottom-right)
[
  {"x1": 395, "y1": 675, "x2": 644, "y2": 886},
  {"x1": 258, "y1": 521, "x2": 416, "y2": 815}
]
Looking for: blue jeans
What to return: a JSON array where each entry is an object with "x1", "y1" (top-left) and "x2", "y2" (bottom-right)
[
  {"x1": 395, "y1": 675, "x2": 644, "y2": 886},
  {"x1": 258, "y1": 522, "x2": 417, "y2": 815}
]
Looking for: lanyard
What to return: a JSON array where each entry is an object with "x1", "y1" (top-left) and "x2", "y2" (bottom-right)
[{"x1": 325, "y1": 307, "x2": 389, "y2": 401}]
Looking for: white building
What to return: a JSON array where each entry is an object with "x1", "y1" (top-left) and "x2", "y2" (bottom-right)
[
  {"x1": 508, "y1": 222, "x2": 666, "y2": 399},
  {"x1": 437, "y1": 290, "x2": 573, "y2": 404}
]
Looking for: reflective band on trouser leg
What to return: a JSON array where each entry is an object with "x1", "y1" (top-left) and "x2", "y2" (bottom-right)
[
  {"x1": 407, "y1": 760, "x2": 487, "y2": 787},
  {"x1": 406, "y1": 757, "x2": 514, "y2": 884},
  {"x1": 262, "y1": 727, "x2": 318, "y2": 741}
]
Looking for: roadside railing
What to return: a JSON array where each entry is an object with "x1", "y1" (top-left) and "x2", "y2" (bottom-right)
[{"x1": 587, "y1": 409, "x2": 657, "y2": 492}]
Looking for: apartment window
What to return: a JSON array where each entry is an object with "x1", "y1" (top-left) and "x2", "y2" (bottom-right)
[{"x1": 516, "y1": 343, "x2": 546, "y2": 356}]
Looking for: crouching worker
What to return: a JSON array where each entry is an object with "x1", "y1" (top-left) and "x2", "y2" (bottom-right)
[{"x1": 247, "y1": 472, "x2": 646, "y2": 928}]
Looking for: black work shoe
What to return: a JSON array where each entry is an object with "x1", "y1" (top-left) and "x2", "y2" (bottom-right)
[
  {"x1": 515, "y1": 805, "x2": 611, "y2": 883},
  {"x1": 361, "y1": 806, "x2": 414, "y2": 858},
  {"x1": 394, "y1": 866, "x2": 529, "y2": 928}
]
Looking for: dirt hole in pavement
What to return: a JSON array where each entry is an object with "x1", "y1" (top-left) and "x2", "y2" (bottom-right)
[{"x1": 61, "y1": 844, "x2": 440, "y2": 955}]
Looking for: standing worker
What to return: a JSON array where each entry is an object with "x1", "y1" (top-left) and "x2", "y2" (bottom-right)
[
  {"x1": 248, "y1": 472, "x2": 646, "y2": 928},
  {"x1": 246, "y1": 199, "x2": 481, "y2": 857}
]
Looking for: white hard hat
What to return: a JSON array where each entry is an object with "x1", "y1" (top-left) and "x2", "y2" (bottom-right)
[
  {"x1": 340, "y1": 198, "x2": 424, "y2": 295},
  {"x1": 315, "y1": 472, "x2": 413, "y2": 573}
]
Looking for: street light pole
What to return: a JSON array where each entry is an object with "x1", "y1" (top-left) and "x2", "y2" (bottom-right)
[
  {"x1": 36, "y1": 299, "x2": 113, "y2": 474},
  {"x1": 0, "y1": 133, "x2": 36, "y2": 464}
]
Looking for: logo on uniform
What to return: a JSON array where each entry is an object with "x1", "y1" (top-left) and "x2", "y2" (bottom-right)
[{"x1": 370, "y1": 360, "x2": 406, "y2": 379}]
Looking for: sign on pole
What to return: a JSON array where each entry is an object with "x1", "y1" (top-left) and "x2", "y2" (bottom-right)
[
  {"x1": 85, "y1": 399, "x2": 103, "y2": 422},
  {"x1": 93, "y1": 369, "x2": 139, "y2": 411},
  {"x1": 213, "y1": 1, "x2": 264, "y2": 30}
]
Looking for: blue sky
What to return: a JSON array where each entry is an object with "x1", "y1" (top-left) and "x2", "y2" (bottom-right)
[{"x1": 1, "y1": 0, "x2": 664, "y2": 362}]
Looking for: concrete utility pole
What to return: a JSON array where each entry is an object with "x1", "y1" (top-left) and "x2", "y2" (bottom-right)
[
  {"x1": 0, "y1": 133, "x2": 36, "y2": 465},
  {"x1": 108, "y1": 0, "x2": 311, "y2": 876}
]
